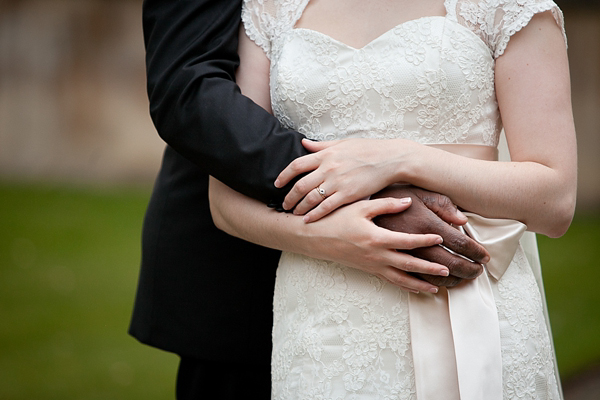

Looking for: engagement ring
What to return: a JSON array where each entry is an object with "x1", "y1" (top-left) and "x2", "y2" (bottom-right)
[{"x1": 316, "y1": 186, "x2": 327, "y2": 199}]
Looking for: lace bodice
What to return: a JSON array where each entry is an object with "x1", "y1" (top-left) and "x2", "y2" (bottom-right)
[{"x1": 243, "y1": 0, "x2": 565, "y2": 146}]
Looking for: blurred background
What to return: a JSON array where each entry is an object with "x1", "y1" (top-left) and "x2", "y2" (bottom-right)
[{"x1": 0, "y1": 0, "x2": 598, "y2": 398}]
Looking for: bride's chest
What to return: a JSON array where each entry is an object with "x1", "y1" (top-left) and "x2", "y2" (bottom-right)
[{"x1": 269, "y1": 17, "x2": 495, "y2": 112}]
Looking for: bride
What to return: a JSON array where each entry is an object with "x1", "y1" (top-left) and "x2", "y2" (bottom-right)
[{"x1": 209, "y1": 0, "x2": 576, "y2": 398}]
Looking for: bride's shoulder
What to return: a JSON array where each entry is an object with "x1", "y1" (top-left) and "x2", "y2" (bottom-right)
[
  {"x1": 452, "y1": 0, "x2": 565, "y2": 58},
  {"x1": 242, "y1": 0, "x2": 309, "y2": 56}
]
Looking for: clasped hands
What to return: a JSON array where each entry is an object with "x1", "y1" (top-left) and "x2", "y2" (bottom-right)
[{"x1": 276, "y1": 138, "x2": 489, "y2": 292}]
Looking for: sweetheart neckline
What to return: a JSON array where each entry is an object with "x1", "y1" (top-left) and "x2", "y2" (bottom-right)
[
  {"x1": 290, "y1": 0, "x2": 454, "y2": 50},
  {"x1": 292, "y1": 15, "x2": 447, "y2": 51}
]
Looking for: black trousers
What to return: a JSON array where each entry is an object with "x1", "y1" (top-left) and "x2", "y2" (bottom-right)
[{"x1": 176, "y1": 356, "x2": 271, "y2": 399}]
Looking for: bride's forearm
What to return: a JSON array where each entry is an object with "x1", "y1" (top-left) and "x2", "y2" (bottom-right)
[
  {"x1": 209, "y1": 177, "x2": 308, "y2": 254},
  {"x1": 394, "y1": 142, "x2": 576, "y2": 237},
  {"x1": 208, "y1": 176, "x2": 457, "y2": 293}
]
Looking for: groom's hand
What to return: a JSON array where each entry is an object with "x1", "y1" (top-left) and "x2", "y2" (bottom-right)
[{"x1": 373, "y1": 185, "x2": 489, "y2": 287}]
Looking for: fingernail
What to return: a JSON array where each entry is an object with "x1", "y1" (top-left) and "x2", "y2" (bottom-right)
[
  {"x1": 303, "y1": 215, "x2": 310, "y2": 223},
  {"x1": 440, "y1": 269, "x2": 449, "y2": 277},
  {"x1": 274, "y1": 179, "x2": 281, "y2": 188},
  {"x1": 435, "y1": 236, "x2": 443, "y2": 245},
  {"x1": 482, "y1": 255, "x2": 490, "y2": 264},
  {"x1": 456, "y1": 209, "x2": 466, "y2": 219},
  {"x1": 410, "y1": 289, "x2": 420, "y2": 294},
  {"x1": 400, "y1": 197, "x2": 411, "y2": 205},
  {"x1": 429, "y1": 287, "x2": 439, "y2": 294}
]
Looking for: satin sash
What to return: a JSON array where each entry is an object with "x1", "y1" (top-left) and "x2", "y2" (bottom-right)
[{"x1": 410, "y1": 144, "x2": 527, "y2": 400}]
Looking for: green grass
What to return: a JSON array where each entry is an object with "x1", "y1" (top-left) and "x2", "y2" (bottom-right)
[
  {"x1": 0, "y1": 182, "x2": 598, "y2": 397},
  {"x1": 0, "y1": 183, "x2": 177, "y2": 399},
  {"x1": 539, "y1": 213, "x2": 600, "y2": 380}
]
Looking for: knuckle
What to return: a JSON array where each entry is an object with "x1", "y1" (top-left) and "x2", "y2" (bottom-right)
[
  {"x1": 449, "y1": 236, "x2": 486, "y2": 262},
  {"x1": 288, "y1": 160, "x2": 302, "y2": 174},
  {"x1": 294, "y1": 179, "x2": 311, "y2": 194},
  {"x1": 329, "y1": 159, "x2": 343, "y2": 171},
  {"x1": 387, "y1": 272, "x2": 407, "y2": 287},
  {"x1": 287, "y1": 187, "x2": 301, "y2": 201},
  {"x1": 445, "y1": 257, "x2": 465, "y2": 273},
  {"x1": 368, "y1": 233, "x2": 385, "y2": 247},
  {"x1": 437, "y1": 193, "x2": 453, "y2": 209},
  {"x1": 420, "y1": 193, "x2": 435, "y2": 207},
  {"x1": 465, "y1": 263, "x2": 484, "y2": 279},
  {"x1": 433, "y1": 275, "x2": 463, "y2": 287},
  {"x1": 447, "y1": 258, "x2": 481, "y2": 279},
  {"x1": 449, "y1": 234, "x2": 469, "y2": 251},
  {"x1": 401, "y1": 260, "x2": 417, "y2": 273},
  {"x1": 443, "y1": 277, "x2": 463, "y2": 287}
]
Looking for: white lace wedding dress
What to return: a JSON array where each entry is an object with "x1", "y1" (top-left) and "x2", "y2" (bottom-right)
[{"x1": 242, "y1": 0, "x2": 566, "y2": 399}]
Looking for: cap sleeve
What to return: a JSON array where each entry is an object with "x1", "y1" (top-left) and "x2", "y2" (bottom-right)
[
  {"x1": 241, "y1": 0, "x2": 278, "y2": 58},
  {"x1": 242, "y1": 0, "x2": 309, "y2": 60},
  {"x1": 454, "y1": 0, "x2": 566, "y2": 59},
  {"x1": 491, "y1": 0, "x2": 566, "y2": 58}
]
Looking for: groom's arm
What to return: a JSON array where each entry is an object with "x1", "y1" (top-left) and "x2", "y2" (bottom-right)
[
  {"x1": 143, "y1": 0, "x2": 308, "y2": 203},
  {"x1": 145, "y1": 0, "x2": 488, "y2": 283}
]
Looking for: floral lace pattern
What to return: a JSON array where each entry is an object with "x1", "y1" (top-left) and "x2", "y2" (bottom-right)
[
  {"x1": 242, "y1": 0, "x2": 565, "y2": 398},
  {"x1": 494, "y1": 247, "x2": 561, "y2": 400},
  {"x1": 272, "y1": 253, "x2": 417, "y2": 399},
  {"x1": 452, "y1": 0, "x2": 566, "y2": 58},
  {"x1": 269, "y1": 17, "x2": 502, "y2": 146}
]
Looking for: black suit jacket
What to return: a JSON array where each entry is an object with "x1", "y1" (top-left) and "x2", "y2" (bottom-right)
[{"x1": 129, "y1": 0, "x2": 308, "y2": 361}]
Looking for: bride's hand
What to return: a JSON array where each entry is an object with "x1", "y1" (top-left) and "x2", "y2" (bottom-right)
[
  {"x1": 303, "y1": 196, "x2": 448, "y2": 294},
  {"x1": 275, "y1": 138, "x2": 410, "y2": 222}
]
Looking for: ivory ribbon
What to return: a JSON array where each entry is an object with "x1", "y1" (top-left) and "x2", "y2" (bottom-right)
[{"x1": 409, "y1": 144, "x2": 527, "y2": 400}]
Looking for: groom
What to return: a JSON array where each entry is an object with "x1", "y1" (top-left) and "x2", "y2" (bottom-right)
[{"x1": 130, "y1": 1, "x2": 488, "y2": 399}]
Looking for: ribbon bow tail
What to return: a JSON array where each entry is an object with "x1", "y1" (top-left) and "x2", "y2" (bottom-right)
[{"x1": 410, "y1": 214, "x2": 527, "y2": 400}]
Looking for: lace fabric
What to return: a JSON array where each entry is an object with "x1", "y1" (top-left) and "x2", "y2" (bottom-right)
[
  {"x1": 241, "y1": 0, "x2": 566, "y2": 398},
  {"x1": 452, "y1": 0, "x2": 566, "y2": 58},
  {"x1": 242, "y1": 0, "x2": 565, "y2": 59},
  {"x1": 269, "y1": 17, "x2": 502, "y2": 146}
]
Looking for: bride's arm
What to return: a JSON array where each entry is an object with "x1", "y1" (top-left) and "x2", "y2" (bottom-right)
[
  {"x1": 278, "y1": 12, "x2": 577, "y2": 238},
  {"x1": 209, "y1": 176, "x2": 453, "y2": 293},
  {"x1": 395, "y1": 11, "x2": 576, "y2": 237}
]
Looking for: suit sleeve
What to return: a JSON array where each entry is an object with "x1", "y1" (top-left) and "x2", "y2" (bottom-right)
[{"x1": 142, "y1": 0, "x2": 308, "y2": 204}]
